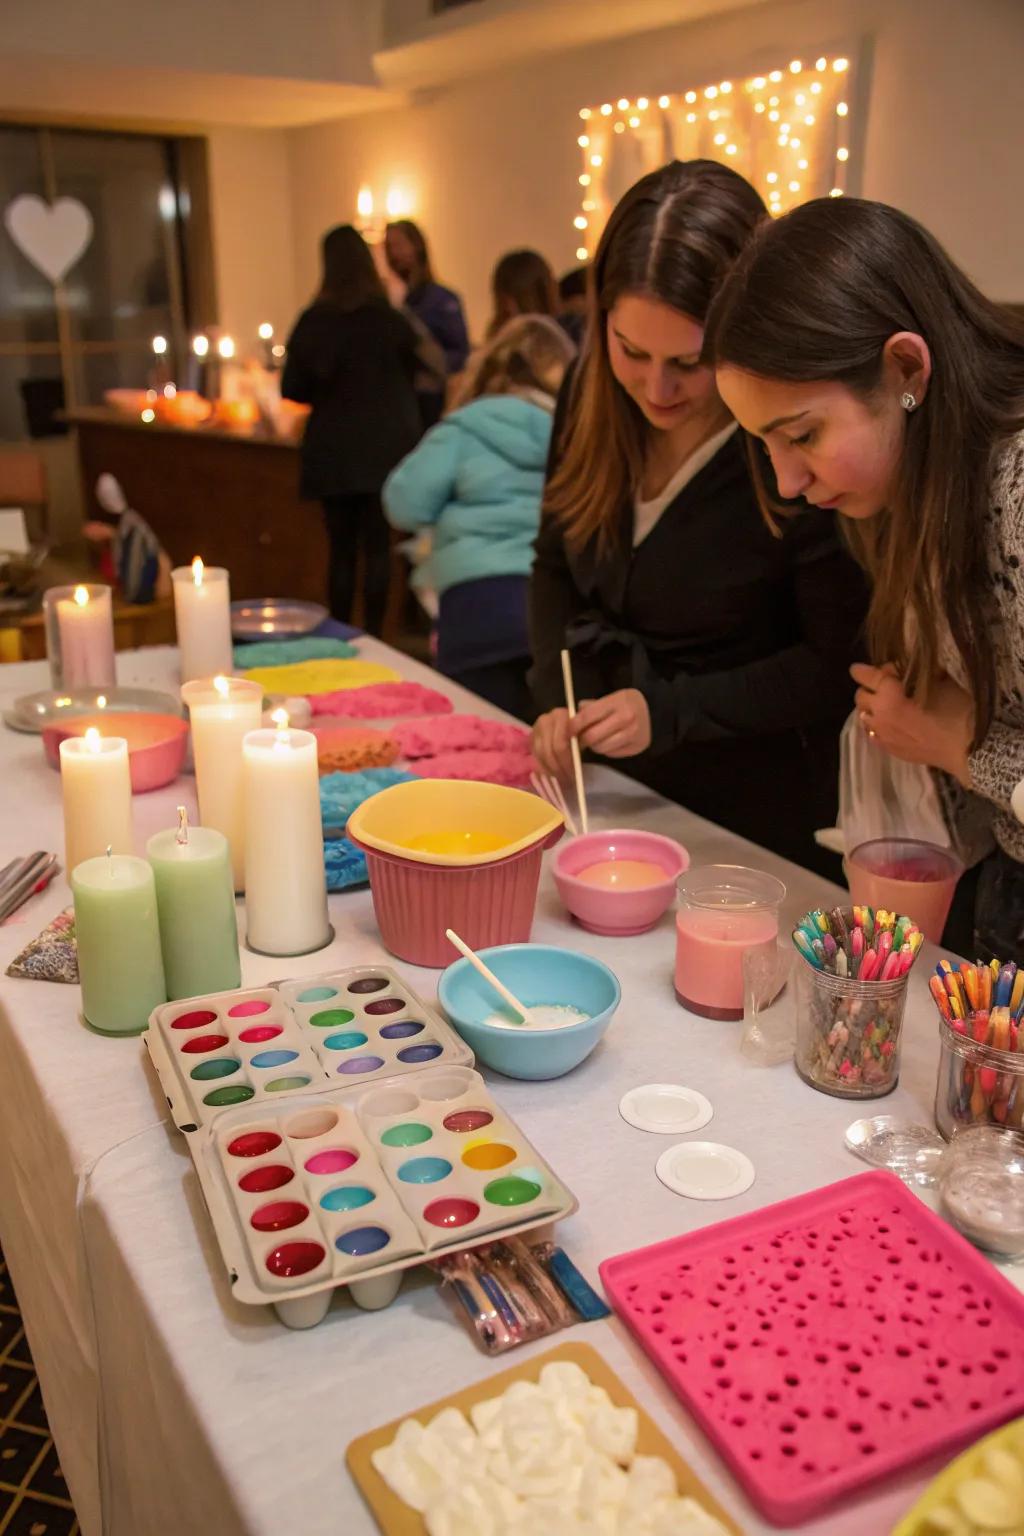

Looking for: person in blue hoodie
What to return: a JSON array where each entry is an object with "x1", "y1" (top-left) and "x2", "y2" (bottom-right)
[{"x1": 383, "y1": 314, "x2": 576, "y2": 719}]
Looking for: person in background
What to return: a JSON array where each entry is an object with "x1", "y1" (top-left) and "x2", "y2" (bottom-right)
[
  {"x1": 556, "y1": 265, "x2": 589, "y2": 348},
  {"x1": 283, "y1": 224, "x2": 442, "y2": 635},
  {"x1": 384, "y1": 220, "x2": 470, "y2": 428},
  {"x1": 707, "y1": 195, "x2": 1024, "y2": 958},
  {"x1": 529, "y1": 161, "x2": 867, "y2": 876},
  {"x1": 487, "y1": 249, "x2": 559, "y2": 338},
  {"x1": 384, "y1": 315, "x2": 576, "y2": 719}
]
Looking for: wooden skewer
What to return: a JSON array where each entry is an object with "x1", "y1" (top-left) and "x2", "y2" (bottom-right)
[
  {"x1": 560, "y1": 648, "x2": 589, "y2": 834},
  {"x1": 445, "y1": 928, "x2": 533, "y2": 1026},
  {"x1": 544, "y1": 773, "x2": 579, "y2": 838}
]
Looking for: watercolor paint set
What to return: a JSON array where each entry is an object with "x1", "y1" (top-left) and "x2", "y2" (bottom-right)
[
  {"x1": 144, "y1": 965, "x2": 473, "y2": 1131},
  {"x1": 189, "y1": 1066, "x2": 577, "y2": 1327}
]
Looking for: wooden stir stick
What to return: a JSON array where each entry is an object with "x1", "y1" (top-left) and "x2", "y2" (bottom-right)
[
  {"x1": 560, "y1": 647, "x2": 590, "y2": 834},
  {"x1": 445, "y1": 928, "x2": 534, "y2": 1026}
]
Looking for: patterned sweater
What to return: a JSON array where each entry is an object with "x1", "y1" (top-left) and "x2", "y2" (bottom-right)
[{"x1": 941, "y1": 428, "x2": 1024, "y2": 863}]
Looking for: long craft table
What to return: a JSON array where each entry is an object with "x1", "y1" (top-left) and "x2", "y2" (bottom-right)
[{"x1": 0, "y1": 641, "x2": 1020, "y2": 1536}]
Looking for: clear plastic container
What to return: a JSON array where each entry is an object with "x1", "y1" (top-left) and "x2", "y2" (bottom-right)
[
  {"x1": 938, "y1": 1125, "x2": 1024, "y2": 1258},
  {"x1": 674, "y1": 865, "x2": 786, "y2": 1021},
  {"x1": 793, "y1": 960, "x2": 909, "y2": 1098},
  {"x1": 846, "y1": 837, "x2": 962, "y2": 944},
  {"x1": 934, "y1": 1015, "x2": 1024, "y2": 1139}
]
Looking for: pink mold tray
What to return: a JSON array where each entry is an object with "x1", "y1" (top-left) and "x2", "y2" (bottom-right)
[{"x1": 600, "y1": 1170, "x2": 1024, "y2": 1527}]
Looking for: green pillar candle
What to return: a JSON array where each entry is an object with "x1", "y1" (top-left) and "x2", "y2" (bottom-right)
[
  {"x1": 147, "y1": 811, "x2": 241, "y2": 1001},
  {"x1": 71, "y1": 853, "x2": 167, "y2": 1035},
  {"x1": 147, "y1": 812, "x2": 241, "y2": 1001}
]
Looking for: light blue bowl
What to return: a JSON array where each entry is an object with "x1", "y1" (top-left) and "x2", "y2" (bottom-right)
[{"x1": 437, "y1": 944, "x2": 621, "y2": 1080}]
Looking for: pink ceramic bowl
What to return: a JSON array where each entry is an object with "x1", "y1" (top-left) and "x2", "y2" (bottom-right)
[
  {"x1": 44, "y1": 712, "x2": 188, "y2": 793},
  {"x1": 552, "y1": 828, "x2": 689, "y2": 936}
]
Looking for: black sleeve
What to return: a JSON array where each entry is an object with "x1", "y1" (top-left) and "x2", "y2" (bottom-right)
[
  {"x1": 527, "y1": 369, "x2": 589, "y2": 713},
  {"x1": 642, "y1": 509, "x2": 868, "y2": 752},
  {"x1": 281, "y1": 309, "x2": 328, "y2": 405}
]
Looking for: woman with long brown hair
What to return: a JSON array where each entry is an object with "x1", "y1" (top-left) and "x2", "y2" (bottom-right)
[
  {"x1": 706, "y1": 195, "x2": 1024, "y2": 957},
  {"x1": 530, "y1": 161, "x2": 866, "y2": 873},
  {"x1": 486, "y1": 249, "x2": 559, "y2": 338}
]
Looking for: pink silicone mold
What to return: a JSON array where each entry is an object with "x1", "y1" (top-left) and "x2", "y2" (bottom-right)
[{"x1": 600, "y1": 1170, "x2": 1024, "y2": 1526}]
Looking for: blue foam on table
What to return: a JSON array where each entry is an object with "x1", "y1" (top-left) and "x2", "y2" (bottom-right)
[
  {"x1": 320, "y1": 766, "x2": 417, "y2": 892},
  {"x1": 233, "y1": 635, "x2": 358, "y2": 669}
]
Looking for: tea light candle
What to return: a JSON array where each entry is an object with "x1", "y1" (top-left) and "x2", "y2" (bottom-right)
[
  {"x1": 71, "y1": 851, "x2": 166, "y2": 1034},
  {"x1": 147, "y1": 808, "x2": 241, "y2": 1000},
  {"x1": 46, "y1": 584, "x2": 116, "y2": 690},
  {"x1": 172, "y1": 557, "x2": 233, "y2": 683},
  {"x1": 242, "y1": 716, "x2": 331, "y2": 956},
  {"x1": 181, "y1": 675, "x2": 263, "y2": 891},
  {"x1": 59, "y1": 729, "x2": 134, "y2": 875}
]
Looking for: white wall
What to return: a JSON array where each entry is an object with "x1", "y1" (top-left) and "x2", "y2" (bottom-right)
[
  {"x1": 206, "y1": 128, "x2": 299, "y2": 347},
  {"x1": 286, "y1": 0, "x2": 1024, "y2": 339}
]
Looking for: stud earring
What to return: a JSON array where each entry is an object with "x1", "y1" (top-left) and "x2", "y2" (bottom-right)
[{"x1": 900, "y1": 392, "x2": 917, "y2": 412}]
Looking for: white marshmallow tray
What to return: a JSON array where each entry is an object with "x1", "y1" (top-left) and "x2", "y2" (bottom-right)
[
  {"x1": 144, "y1": 964, "x2": 473, "y2": 1132},
  {"x1": 189, "y1": 1067, "x2": 577, "y2": 1328}
]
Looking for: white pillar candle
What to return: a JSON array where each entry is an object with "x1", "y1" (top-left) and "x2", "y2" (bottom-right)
[
  {"x1": 59, "y1": 729, "x2": 134, "y2": 875},
  {"x1": 45, "y1": 584, "x2": 116, "y2": 690},
  {"x1": 181, "y1": 676, "x2": 263, "y2": 892},
  {"x1": 172, "y1": 557, "x2": 233, "y2": 683},
  {"x1": 242, "y1": 720, "x2": 331, "y2": 957}
]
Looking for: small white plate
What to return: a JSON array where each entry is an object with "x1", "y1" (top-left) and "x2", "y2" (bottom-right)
[
  {"x1": 619, "y1": 1083, "x2": 713, "y2": 1135},
  {"x1": 656, "y1": 1141, "x2": 755, "y2": 1201}
]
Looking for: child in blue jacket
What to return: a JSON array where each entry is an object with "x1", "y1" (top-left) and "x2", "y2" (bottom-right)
[{"x1": 383, "y1": 314, "x2": 575, "y2": 718}]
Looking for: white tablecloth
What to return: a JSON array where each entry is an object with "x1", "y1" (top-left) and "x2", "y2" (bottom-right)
[{"x1": 0, "y1": 642, "x2": 1019, "y2": 1536}]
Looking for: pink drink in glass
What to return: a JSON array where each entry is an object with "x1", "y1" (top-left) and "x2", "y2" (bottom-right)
[
  {"x1": 675, "y1": 865, "x2": 786, "y2": 1020},
  {"x1": 846, "y1": 838, "x2": 962, "y2": 944}
]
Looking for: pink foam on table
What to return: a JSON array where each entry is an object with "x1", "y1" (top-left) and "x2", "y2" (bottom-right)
[
  {"x1": 600, "y1": 1170, "x2": 1024, "y2": 1527},
  {"x1": 308, "y1": 682, "x2": 453, "y2": 719},
  {"x1": 410, "y1": 748, "x2": 536, "y2": 788},
  {"x1": 392, "y1": 714, "x2": 531, "y2": 759}
]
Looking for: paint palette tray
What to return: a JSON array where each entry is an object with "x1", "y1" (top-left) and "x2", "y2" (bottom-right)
[
  {"x1": 145, "y1": 965, "x2": 473, "y2": 1131},
  {"x1": 600, "y1": 1170, "x2": 1024, "y2": 1526},
  {"x1": 190, "y1": 1066, "x2": 577, "y2": 1328}
]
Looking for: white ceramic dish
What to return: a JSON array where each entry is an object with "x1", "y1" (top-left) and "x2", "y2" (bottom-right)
[
  {"x1": 655, "y1": 1141, "x2": 755, "y2": 1201},
  {"x1": 619, "y1": 1083, "x2": 713, "y2": 1135}
]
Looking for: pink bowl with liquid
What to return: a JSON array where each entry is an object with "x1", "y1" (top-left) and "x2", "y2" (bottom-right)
[{"x1": 553, "y1": 829, "x2": 689, "y2": 936}]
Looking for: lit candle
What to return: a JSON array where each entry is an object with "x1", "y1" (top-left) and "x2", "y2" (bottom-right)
[
  {"x1": 181, "y1": 675, "x2": 263, "y2": 891},
  {"x1": 242, "y1": 714, "x2": 331, "y2": 956},
  {"x1": 147, "y1": 807, "x2": 241, "y2": 1000},
  {"x1": 72, "y1": 850, "x2": 166, "y2": 1034},
  {"x1": 47, "y1": 583, "x2": 116, "y2": 690},
  {"x1": 171, "y1": 556, "x2": 233, "y2": 683},
  {"x1": 59, "y1": 728, "x2": 134, "y2": 875},
  {"x1": 191, "y1": 333, "x2": 209, "y2": 395}
]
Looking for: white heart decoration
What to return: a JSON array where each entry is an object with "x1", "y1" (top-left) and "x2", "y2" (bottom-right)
[{"x1": 3, "y1": 194, "x2": 93, "y2": 285}]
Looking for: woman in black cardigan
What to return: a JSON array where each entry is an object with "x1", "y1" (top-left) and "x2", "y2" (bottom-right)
[
  {"x1": 530, "y1": 163, "x2": 867, "y2": 875},
  {"x1": 283, "y1": 224, "x2": 442, "y2": 633}
]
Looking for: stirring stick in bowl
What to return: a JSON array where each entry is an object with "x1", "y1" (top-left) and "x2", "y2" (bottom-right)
[
  {"x1": 560, "y1": 648, "x2": 590, "y2": 835},
  {"x1": 444, "y1": 928, "x2": 534, "y2": 1027},
  {"x1": 530, "y1": 770, "x2": 579, "y2": 838}
]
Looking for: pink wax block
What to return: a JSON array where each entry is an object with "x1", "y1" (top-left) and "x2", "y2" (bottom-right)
[{"x1": 308, "y1": 682, "x2": 453, "y2": 719}]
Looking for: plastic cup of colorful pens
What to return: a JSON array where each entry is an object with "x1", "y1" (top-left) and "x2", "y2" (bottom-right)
[
  {"x1": 791, "y1": 905, "x2": 923, "y2": 1099},
  {"x1": 927, "y1": 957, "x2": 1024, "y2": 1138}
]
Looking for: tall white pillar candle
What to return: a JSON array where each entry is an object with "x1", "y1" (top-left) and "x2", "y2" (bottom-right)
[
  {"x1": 181, "y1": 676, "x2": 263, "y2": 892},
  {"x1": 59, "y1": 730, "x2": 134, "y2": 875},
  {"x1": 44, "y1": 583, "x2": 116, "y2": 690},
  {"x1": 172, "y1": 557, "x2": 233, "y2": 683},
  {"x1": 242, "y1": 720, "x2": 331, "y2": 956}
]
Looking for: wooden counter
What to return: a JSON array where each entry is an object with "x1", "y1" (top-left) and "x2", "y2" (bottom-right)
[{"x1": 68, "y1": 408, "x2": 328, "y2": 605}]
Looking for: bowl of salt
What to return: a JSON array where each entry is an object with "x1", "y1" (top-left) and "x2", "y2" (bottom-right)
[{"x1": 438, "y1": 943, "x2": 621, "y2": 1080}]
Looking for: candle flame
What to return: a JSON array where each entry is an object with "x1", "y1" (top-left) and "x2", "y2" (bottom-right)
[
  {"x1": 152, "y1": 335, "x2": 167, "y2": 355},
  {"x1": 141, "y1": 408, "x2": 155, "y2": 422},
  {"x1": 163, "y1": 382, "x2": 177, "y2": 399},
  {"x1": 271, "y1": 707, "x2": 289, "y2": 733},
  {"x1": 73, "y1": 585, "x2": 89, "y2": 606},
  {"x1": 217, "y1": 336, "x2": 235, "y2": 360},
  {"x1": 96, "y1": 695, "x2": 107, "y2": 709},
  {"x1": 84, "y1": 727, "x2": 102, "y2": 752},
  {"x1": 257, "y1": 322, "x2": 274, "y2": 340},
  {"x1": 192, "y1": 555, "x2": 204, "y2": 586},
  {"x1": 213, "y1": 674, "x2": 230, "y2": 697},
  {"x1": 55, "y1": 697, "x2": 71, "y2": 708}
]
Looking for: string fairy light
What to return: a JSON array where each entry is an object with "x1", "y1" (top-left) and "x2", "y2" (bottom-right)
[{"x1": 574, "y1": 50, "x2": 854, "y2": 239}]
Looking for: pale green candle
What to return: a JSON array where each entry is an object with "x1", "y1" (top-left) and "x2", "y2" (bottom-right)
[
  {"x1": 147, "y1": 810, "x2": 241, "y2": 1000},
  {"x1": 71, "y1": 852, "x2": 167, "y2": 1035}
]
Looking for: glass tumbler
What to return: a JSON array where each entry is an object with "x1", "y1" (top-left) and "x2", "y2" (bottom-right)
[
  {"x1": 793, "y1": 961, "x2": 909, "y2": 1098},
  {"x1": 675, "y1": 865, "x2": 786, "y2": 1021}
]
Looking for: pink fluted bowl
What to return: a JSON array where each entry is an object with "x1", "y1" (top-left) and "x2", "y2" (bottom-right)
[{"x1": 553, "y1": 828, "x2": 689, "y2": 936}]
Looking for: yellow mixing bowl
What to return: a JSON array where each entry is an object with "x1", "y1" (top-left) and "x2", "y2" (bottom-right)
[{"x1": 346, "y1": 778, "x2": 563, "y2": 867}]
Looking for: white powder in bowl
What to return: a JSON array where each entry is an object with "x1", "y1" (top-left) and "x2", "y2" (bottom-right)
[{"x1": 483, "y1": 1004, "x2": 589, "y2": 1031}]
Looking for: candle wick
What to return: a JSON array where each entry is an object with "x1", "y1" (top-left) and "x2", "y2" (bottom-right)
[
  {"x1": 106, "y1": 844, "x2": 113, "y2": 875},
  {"x1": 176, "y1": 805, "x2": 189, "y2": 845}
]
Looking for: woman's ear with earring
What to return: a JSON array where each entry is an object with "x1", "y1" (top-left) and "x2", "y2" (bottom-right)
[{"x1": 900, "y1": 391, "x2": 918, "y2": 412}]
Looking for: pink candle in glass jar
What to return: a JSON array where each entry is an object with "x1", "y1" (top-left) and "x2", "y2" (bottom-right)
[{"x1": 675, "y1": 865, "x2": 786, "y2": 1020}]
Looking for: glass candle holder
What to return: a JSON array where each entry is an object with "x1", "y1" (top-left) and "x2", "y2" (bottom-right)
[
  {"x1": 43, "y1": 583, "x2": 116, "y2": 690},
  {"x1": 793, "y1": 960, "x2": 909, "y2": 1098},
  {"x1": 934, "y1": 1015, "x2": 1024, "y2": 1139},
  {"x1": 938, "y1": 1124, "x2": 1024, "y2": 1258},
  {"x1": 675, "y1": 865, "x2": 786, "y2": 1020}
]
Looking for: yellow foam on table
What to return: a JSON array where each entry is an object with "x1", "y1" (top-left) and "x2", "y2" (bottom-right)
[{"x1": 241, "y1": 658, "x2": 399, "y2": 696}]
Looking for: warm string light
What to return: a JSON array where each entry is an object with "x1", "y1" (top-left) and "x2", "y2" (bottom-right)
[{"x1": 574, "y1": 52, "x2": 853, "y2": 236}]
